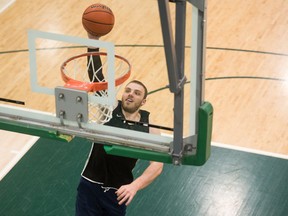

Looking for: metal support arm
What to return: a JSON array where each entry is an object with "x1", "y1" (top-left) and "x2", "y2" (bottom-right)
[
  {"x1": 158, "y1": 0, "x2": 207, "y2": 165},
  {"x1": 158, "y1": 0, "x2": 187, "y2": 164}
]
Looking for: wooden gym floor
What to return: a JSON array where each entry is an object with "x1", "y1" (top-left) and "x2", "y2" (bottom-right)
[{"x1": 0, "y1": 0, "x2": 287, "y2": 215}]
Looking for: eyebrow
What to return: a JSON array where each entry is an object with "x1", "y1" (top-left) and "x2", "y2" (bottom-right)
[{"x1": 125, "y1": 87, "x2": 143, "y2": 94}]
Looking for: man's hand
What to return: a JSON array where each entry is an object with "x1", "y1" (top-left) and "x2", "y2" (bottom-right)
[
  {"x1": 115, "y1": 161, "x2": 163, "y2": 206},
  {"x1": 87, "y1": 32, "x2": 100, "y2": 40},
  {"x1": 116, "y1": 183, "x2": 138, "y2": 206}
]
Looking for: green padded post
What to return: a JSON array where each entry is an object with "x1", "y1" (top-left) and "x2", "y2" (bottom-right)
[
  {"x1": 0, "y1": 119, "x2": 72, "y2": 142},
  {"x1": 104, "y1": 145, "x2": 173, "y2": 163},
  {"x1": 182, "y1": 101, "x2": 213, "y2": 165}
]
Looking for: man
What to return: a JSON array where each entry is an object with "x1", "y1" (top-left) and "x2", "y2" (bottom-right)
[{"x1": 76, "y1": 37, "x2": 163, "y2": 215}]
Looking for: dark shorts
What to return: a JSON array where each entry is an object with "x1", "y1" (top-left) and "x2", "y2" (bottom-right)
[{"x1": 76, "y1": 177, "x2": 126, "y2": 216}]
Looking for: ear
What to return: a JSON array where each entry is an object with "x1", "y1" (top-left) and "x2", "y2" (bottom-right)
[{"x1": 141, "y1": 98, "x2": 147, "y2": 106}]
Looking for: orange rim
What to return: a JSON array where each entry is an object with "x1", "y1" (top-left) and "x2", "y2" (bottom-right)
[{"x1": 60, "y1": 52, "x2": 131, "y2": 92}]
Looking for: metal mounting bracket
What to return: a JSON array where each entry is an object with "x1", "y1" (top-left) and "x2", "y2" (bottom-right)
[
  {"x1": 183, "y1": 134, "x2": 198, "y2": 155},
  {"x1": 55, "y1": 87, "x2": 89, "y2": 127}
]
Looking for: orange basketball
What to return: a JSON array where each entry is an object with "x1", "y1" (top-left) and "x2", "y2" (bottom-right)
[{"x1": 82, "y1": 3, "x2": 115, "y2": 37}]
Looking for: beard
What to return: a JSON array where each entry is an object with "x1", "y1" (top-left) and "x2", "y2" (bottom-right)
[{"x1": 121, "y1": 99, "x2": 142, "y2": 114}]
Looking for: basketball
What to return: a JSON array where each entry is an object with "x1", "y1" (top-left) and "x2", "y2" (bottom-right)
[{"x1": 82, "y1": 3, "x2": 115, "y2": 37}]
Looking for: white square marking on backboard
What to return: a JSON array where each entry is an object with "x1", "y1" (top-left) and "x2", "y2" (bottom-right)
[{"x1": 28, "y1": 29, "x2": 116, "y2": 106}]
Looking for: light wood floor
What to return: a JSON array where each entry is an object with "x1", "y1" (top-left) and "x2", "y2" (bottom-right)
[{"x1": 0, "y1": 0, "x2": 287, "y2": 176}]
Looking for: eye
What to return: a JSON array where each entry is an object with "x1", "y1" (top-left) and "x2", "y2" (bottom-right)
[
  {"x1": 125, "y1": 88, "x2": 131, "y2": 93},
  {"x1": 135, "y1": 91, "x2": 141, "y2": 96}
]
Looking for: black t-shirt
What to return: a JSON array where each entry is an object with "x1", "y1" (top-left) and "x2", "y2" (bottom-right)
[{"x1": 82, "y1": 101, "x2": 150, "y2": 188}]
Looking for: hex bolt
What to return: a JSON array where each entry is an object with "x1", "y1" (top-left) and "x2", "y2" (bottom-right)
[
  {"x1": 58, "y1": 93, "x2": 64, "y2": 99},
  {"x1": 76, "y1": 96, "x2": 82, "y2": 102}
]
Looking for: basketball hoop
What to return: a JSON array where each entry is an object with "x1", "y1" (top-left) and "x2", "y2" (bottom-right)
[{"x1": 60, "y1": 52, "x2": 131, "y2": 124}]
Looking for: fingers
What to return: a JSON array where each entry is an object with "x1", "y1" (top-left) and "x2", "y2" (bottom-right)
[
  {"x1": 116, "y1": 186, "x2": 135, "y2": 206},
  {"x1": 87, "y1": 32, "x2": 100, "y2": 40}
]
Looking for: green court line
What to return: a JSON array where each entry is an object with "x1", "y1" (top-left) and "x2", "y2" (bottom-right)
[
  {"x1": 148, "y1": 76, "x2": 287, "y2": 95},
  {"x1": 1, "y1": 45, "x2": 288, "y2": 57}
]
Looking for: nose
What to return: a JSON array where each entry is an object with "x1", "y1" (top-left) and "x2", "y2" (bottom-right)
[{"x1": 128, "y1": 91, "x2": 134, "y2": 97}]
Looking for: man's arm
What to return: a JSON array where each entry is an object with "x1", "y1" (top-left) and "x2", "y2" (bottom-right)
[{"x1": 116, "y1": 127, "x2": 164, "y2": 206}]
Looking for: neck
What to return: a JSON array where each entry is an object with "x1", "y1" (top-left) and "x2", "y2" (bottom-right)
[{"x1": 122, "y1": 109, "x2": 141, "y2": 122}]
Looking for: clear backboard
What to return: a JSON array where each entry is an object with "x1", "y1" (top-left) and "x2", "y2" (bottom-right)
[{"x1": 0, "y1": 0, "x2": 212, "y2": 165}]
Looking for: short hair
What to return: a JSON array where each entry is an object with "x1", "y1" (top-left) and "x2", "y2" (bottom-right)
[{"x1": 127, "y1": 80, "x2": 148, "y2": 99}]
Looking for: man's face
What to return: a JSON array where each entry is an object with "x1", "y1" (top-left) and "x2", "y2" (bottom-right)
[{"x1": 121, "y1": 82, "x2": 146, "y2": 114}]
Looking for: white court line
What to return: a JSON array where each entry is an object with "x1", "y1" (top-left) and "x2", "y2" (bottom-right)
[
  {"x1": 162, "y1": 133, "x2": 287, "y2": 160},
  {"x1": 212, "y1": 142, "x2": 288, "y2": 160},
  {"x1": 0, "y1": 136, "x2": 39, "y2": 181},
  {"x1": 0, "y1": 0, "x2": 15, "y2": 14}
]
